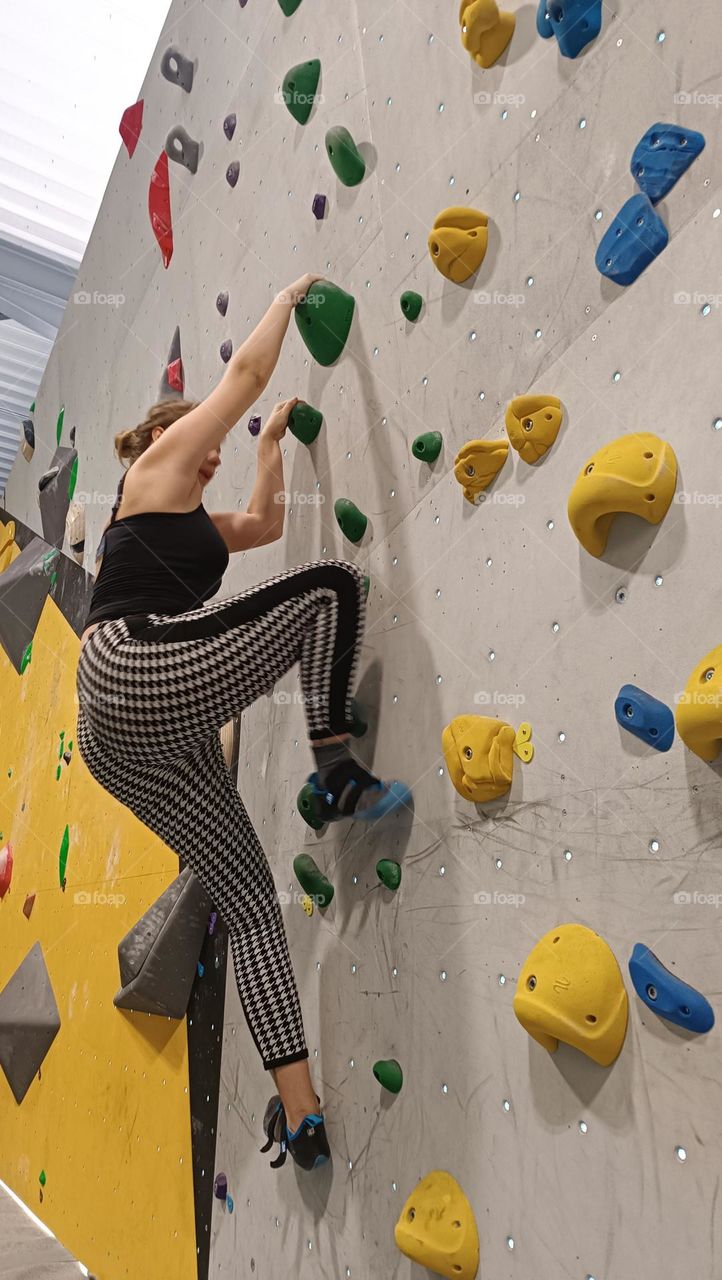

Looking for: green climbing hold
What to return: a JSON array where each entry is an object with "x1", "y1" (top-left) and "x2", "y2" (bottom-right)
[
  {"x1": 288, "y1": 401, "x2": 324, "y2": 445},
  {"x1": 20, "y1": 642, "x2": 33, "y2": 674},
  {"x1": 334, "y1": 498, "x2": 367, "y2": 543},
  {"x1": 293, "y1": 853, "x2": 334, "y2": 908},
  {"x1": 325, "y1": 126, "x2": 366, "y2": 187},
  {"x1": 412, "y1": 432, "x2": 443, "y2": 463},
  {"x1": 295, "y1": 280, "x2": 355, "y2": 366},
  {"x1": 376, "y1": 859, "x2": 401, "y2": 891},
  {"x1": 297, "y1": 783, "x2": 325, "y2": 830},
  {"x1": 400, "y1": 291, "x2": 423, "y2": 322},
  {"x1": 30, "y1": 400, "x2": 36, "y2": 413},
  {"x1": 363, "y1": 575, "x2": 370, "y2": 599},
  {"x1": 58, "y1": 825, "x2": 69, "y2": 888},
  {"x1": 348, "y1": 697, "x2": 368, "y2": 738},
  {"x1": 39, "y1": 1169, "x2": 46, "y2": 1187},
  {"x1": 68, "y1": 455, "x2": 78, "y2": 500},
  {"x1": 282, "y1": 59, "x2": 320, "y2": 126},
  {"x1": 278, "y1": 0, "x2": 303, "y2": 12},
  {"x1": 373, "y1": 1058, "x2": 403, "y2": 1093},
  {"x1": 56, "y1": 406, "x2": 64, "y2": 444}
]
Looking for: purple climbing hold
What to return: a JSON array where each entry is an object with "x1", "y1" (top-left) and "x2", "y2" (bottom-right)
[
  {"x1": 208, "y1": 910, "x2": 218, "y2": 935},
  {"x1": 216, "y1": 291, "x2": 229, "y2": 316},
  {"x1": 223, "y1": 113, "x2": 237, "y2": 140},
  {"x1": 238, "y1": 0, "x2": 248, "y2": 6},
  {"x1": 312, "y1": 193, "x2": 327, "y2": 220},
  {"x1": 248, "y1": 415, "x2": 262, "y2": 436},
  {"x1": 220, "y1": 339, "x2": 233, "y2": 363},
  {"x1": 214, "y1": 1172, "x2": 228, "y2": 1201},
  {"x1": 226, "y1": 160, "x2": 240, "y2": 188}
]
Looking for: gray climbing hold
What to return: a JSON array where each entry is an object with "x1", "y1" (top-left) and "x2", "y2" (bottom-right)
[
  {"x1": 114, "y1": 866, "x2": 212, "y2": 1018},
  {"x1": 38, "y1": 467, "x2": 59, "y2": 492},
  {"x1": 0, "y1": 536, "x2": 56, "y2": 674},
  {"x1": 165, "y1": 125, "x2": 200, "y2": 174},
  {"x1": 216, "y1": 291, "x2": 229, "y2": 316},
  {"x1": 226, "y1": 161, "x2": 240, "y2": 188},
  {"x1": 0, "y1": 942, "x2": 61, "y2": 1104},
  {"x1": 38, "y1": 447, "x2": 77, "y2": 547},
  {"x1": 161, "y1": 47, "x2": 194, "y2": 93},
  {"x1": 223, "y1": 113, "x2": 236, "y2": 140},
  {"x1": 159, "y1": 326, "x2": 184, "y2": 399},
  {"x1": 220, "y1": 339, "x2": 233, "y2": 363}
]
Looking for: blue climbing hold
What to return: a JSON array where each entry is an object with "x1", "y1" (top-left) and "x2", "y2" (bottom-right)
[
  {"x1": 628, "y1": 944, "x2": 714, "y2": 1034},
  {"x1": 595, "y1": 194, "x2": 668, "y2": 286},
  {"x1": 614, "y1": 684, "x2": 674, "y2": 752},
  {"x1": 630, "y1": 123, "x2": 706, "y2": 205},
  {"x1": 535, "y1": 0, "x2": 602, "y2": 58}
]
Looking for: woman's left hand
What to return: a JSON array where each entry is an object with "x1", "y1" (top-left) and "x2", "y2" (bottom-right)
[{"x1": 261, "y1": 397, "x2": 299, "y2": 443}]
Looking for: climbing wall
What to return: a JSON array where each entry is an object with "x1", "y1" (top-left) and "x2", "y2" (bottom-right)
[{"x1": 4, "y1": 0, "x2": 722, "y2": 1276}]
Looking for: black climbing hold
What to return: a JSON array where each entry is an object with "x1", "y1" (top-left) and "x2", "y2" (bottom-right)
[
  {"x1": 223, "y1": 113, "x2": 237, "y2": 140},
  {"x1": 312, "y1": 193, "x2": 327, "y2": 220},
  {"x1": 226, "y1": 161, "x2": 240, "y2": 188},
  {"x1": 248, "y1": 416, "x2": 262, "y2": 436},
  {"x1": 160, "y1": 47, "x2": 194, "y2": 93},
  {"x1": 216, "y1": 291, "x2": 229, "y2": 316},
  {"x1": 165, "y1": 125, "x2": 200, "y2": 174},
  {"x1": 220, "y1": 340, "x2": 233, "y2": 363}
]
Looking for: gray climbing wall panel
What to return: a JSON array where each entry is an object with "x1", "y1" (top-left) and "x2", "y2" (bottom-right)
[{"x1": 5, "y1": 0, "x2": 722, "y2": 1276}]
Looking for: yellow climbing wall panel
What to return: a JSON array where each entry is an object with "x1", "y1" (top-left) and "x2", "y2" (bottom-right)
[{"x1": 0, "y1": 597, "x2": 197, "y2": 1279}]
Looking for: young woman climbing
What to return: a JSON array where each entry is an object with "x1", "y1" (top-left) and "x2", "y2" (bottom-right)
[{"x1": 75, "y1": 274, "x2": 411, "y2": 1172}]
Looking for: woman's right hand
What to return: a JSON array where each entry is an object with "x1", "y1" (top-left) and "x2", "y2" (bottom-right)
[
  {"x1": 280, "y1": 273, "x2": 324, "y2": 306},
  {"x1": 261, "y1": 397, "x2": 299, "y2": 444}
]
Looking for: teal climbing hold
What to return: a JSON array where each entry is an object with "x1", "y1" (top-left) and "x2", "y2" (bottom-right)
[
  {"x1": 295, "y1": 280, "x2": 355, "y2": 366},
  {"x1": 373, "y1": 1058, "x2": 403, "y2": 1093},
  {"x1": 288, "y1": 401, "x2": 323, "y2": 445},
  {"x1": 297, "y1": 783, "x2": 325, "y2": 830},
  {"x1": 325, "y1": 126, "x2": 365, "y2": 187},
  {"x1": 334, "y1": 498, "x2": 367, "y2": 543},
  {"x1": 412, "y1": 432, "x2": 442, "y2": 463},
  {"x1": 293, "y1": 853, "x2": 334, "y2": 908},
  {"x1": 282, "y1": 59, "x2": 320, "y2": 126},
  {"x1": 400, "y1": 291, "x2": 422, "y2": 322},
  {"x1": 376, "y1": 859, "x2": 401, "y2": 891},
  {"x1": 278, "y1": 0, "x2": 303, "y2": 12}
]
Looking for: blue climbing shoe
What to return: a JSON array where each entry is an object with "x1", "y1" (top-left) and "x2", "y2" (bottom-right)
[
  {"x1": 260, "y1": 1093, "x2": 330, "y2": 1170},
  {"x1": 304, "y1": 761, "x2": 411, "y2": 823}
]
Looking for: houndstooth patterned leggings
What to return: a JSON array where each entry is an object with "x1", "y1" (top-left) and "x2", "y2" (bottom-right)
[{"x1": 76, "y1": 559, "x2": 366, "y2": 1069}]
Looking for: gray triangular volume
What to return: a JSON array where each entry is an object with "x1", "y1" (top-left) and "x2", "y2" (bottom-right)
[
  {"x1": 0, "y1": 941, "x2": 61, "y2": 1104},
  {"x1": 38, "y1": 446, "x2": 77, "y2": 548},
  {"x1": 159, "y1": 325, "x2": 183, "y2": 399},
  {"x1": 114, "y1": 867, "x2": 212, "y2": 1018},
  {"x1": 0, "y1": 536, "x2": 56, "y2": 673}
]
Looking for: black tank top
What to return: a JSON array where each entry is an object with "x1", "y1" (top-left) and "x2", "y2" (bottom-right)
[{"x1": 84, "y1": 473, "x2": 230, "y2": 626}]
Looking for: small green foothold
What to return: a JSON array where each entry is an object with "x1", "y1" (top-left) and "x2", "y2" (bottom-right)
[
  {"x1": 20, "y1": 642, "x2": 33, "y2": 673},
  {"x1": 56, "y1": 766, "x2": 61, "y2": 782},
  {"x1": 288, "y1": 401, "x2": 324, "y2": 445},
  {"x1": 56, "y1": 406, "x2": 65, "y2": 445},
  {"x1": 293, "y1": 853, "x2": 334, "y2": 908},
  {"x1": 325, "y1": 126, "x2": 366, "y2": 187},
  {"x1": 39, "y1": 1169, "x2": 46, "y2": 1187},
  {"x1": 412, "y1": 431, "x2": 443, "y2": 463},
  {"x1": 297, "y1": 783, "x2": 325, "y2": 830},
  {"x1": 334, "y1": 498, "x2": 367, "y2": 543},
  {"x1": 30, "y1": 400, "x2": 36, "y2": 414},
  {"x1": 282, "y1": 59, "x2": 320, "y2": 126},
  {"x1": 376, "y1": 859, "x2": 401, "y2": 891},
  {"x1": 59, "y1": 824, "x2": 69, "y2": 888},
  {"x1": 400, "y1": 291, "x2": 423, "y2": 322},
  {"x1": 363, "y1": 575, "x2": 370, "y2": 599},
  {"x1": 348, "y1": 697, "x2": 368, "y2": 738},
  {"x1": 278, "y1": 0, "x2": 303, "y2": 12},
  {"x1": 295, "y1": 280, "x2": 356, "y2": 367},
  {"x1": 68, "y1": 455, "x2": 78, "y2": 501},
  {"x1": 373, "y1": 1058, "x2": 403, "y2": 1093}
]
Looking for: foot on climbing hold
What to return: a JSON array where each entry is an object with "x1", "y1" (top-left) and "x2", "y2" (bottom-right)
[
  {"x1": 400, "y1": 290, "x2": 423, "y2": 322},
  {"x1": 505, "y1": 395, "x2": 562, "y2": 463},
  {"x1": 334, "y1": 498, "x2": 367, "y2": 542},
  {"x1": 459, "y1": 0, "x2": 515, "y2": 69},
  {"x1": 376, "y1": 859, "x2": 401, "y2": 891},
  {"x1": 160, "y1": 47, "x2": 194, "y2": 93},
  {"x1": 373, "y1": 1058, "x2": 403, "y2": 1092},
  {"x1": 302, "y1": 768, "x2": 411, "y2": 824},
  {"x1": 614, "y1": 684, "x2": 674, "y2": 752},
  {"x1": 442, "y1": 715, "x2": 528, "y2": 802},
  {"x1": 282, "y1": 60, "x2": 321, "y2": 126},
  {"x1": 165, "y1": 125, "x2": 200, "y2": 174},
  {"x1": 567, "y1": 432, "x2": 677, "y2": 557},
  {"x1": 223, "y1": 113, "x2": 236, "y2": 140},
  {"x1": 676, "y1": 644, "x2": 722, "y2": 761},
  {"x1": 293, "y1": 853, "x2": 334, "y2": 909},
  {"x1": 119, "y1": 100, "x2": 144, "y2": 157},
  {"x1": 454, "y1": 439, "x2": 508, "y2": 502},
  {"x1": 325, "y1": 126, "x2": 365, "y2": 186},
  {"x1": 278, "y1": 0, "x2": 303, "y2": 13},
  {"x1": 295, "y1": 280, "x2": 355, "y2": 365},
  {"x1": 629, "y1": 944, "x2": 714, "y2": 1033},
  {"x1": 514, "y1": 923, "x2": 628, "y2": 1066},
  {"x1": 297, "y1": 782, "x2": 326, "y2": 830},
  {"x1": 395, "y1": 1170, "x2": 479, "y2": 1280},
  {"x1": 429, "y1": 207, "x2": 488, "y2": 283},
  {"x1": 595, "y1": 194, "x2": 668, "y2": 286},
  {"x1": 312, "y1": 193, "x2": 327, "y2": 220},
  {"x1": 535, "y1": 0, "x2": 602, "y2": 57},
  {"x1": 412, "y1": 432, "x2": 442, "y2": 463},
  {"x1": 288, "y1": 401, "x2": 323, "y2": 445},
  {"x1": 149, "y1": 152, "x2": 173, "y2": 268},
  {"x1": 631, "y1": 124, "x2": 705, "y2": 204}
]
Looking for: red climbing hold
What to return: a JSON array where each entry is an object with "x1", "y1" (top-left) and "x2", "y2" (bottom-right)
[
  {"x1": 0, "y1": 843, "x2": 13, "y2": 899},
  {"x1": 167, "y1": 358, "x2": 184, "y2": 393},
  {"x1": 23, "y1": 893, "x2": 36, "y2": 920},
  {"x1": 119, "y1": 100, "x2": 144, "y2": 157},
  {"x1": 149, "y1": 152, "x2": 173, "y2": 268}
]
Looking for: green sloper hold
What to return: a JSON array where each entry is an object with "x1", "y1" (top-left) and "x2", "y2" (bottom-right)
[
  {"x1": 400, "y1": 291, "x2": 423, "y2": 322},
  {"x1": 334, "y1": 498, "x2": 367, "y2": 543},
  {"x1": 412, "y1": 431, "x2": 442, "y2": 463},
  {"x1": 376, "y1": 859, "x2": 401, "y2": 891},
  {"x1": 297, "y1": 783, "x2": 324, "y2": 830},
  {"x1": 293, "y1": 853, "x2": 334, "y2": 908},
  {"x1": 278, "y1": 0, "x2": 302, "y2": 12},
  {"x1": 373, "y1": 1058, "x2": 403, "y2": 1093},
  {"x1": 56, "y1": 406, "x2": 64, "y2": 444},
  {"x1": 325, "y1": 126, "x2": 365, "y2": 187},
  {"x1": 282, "y1": 59, "x2": 320, "y2": 126},
  {"x1": 288, "y1": 401, "x2": 323, "y2": 445},
  {"x1": 68, "y1": 454, "x2": 78, "y2": 500},
  {"x1": 58, "y1": 824, "x2": 69, "y2": 888},
  {"x1": 295, "y1": 281, "x2": 355, "y2": 367}
]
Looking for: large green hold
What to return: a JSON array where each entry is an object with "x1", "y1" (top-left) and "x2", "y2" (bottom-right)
[
  {"x1": 412, "y1": 431, "x2": 442, "y2": 463},
  {"x1": 282, "y1": 59, "x2": 320, "y2": 126},
  {"x1": 295, "y1": 280, "x2": 355, "y2": 366},
  {"x1": 334, "y1": 498, "x2": 367, "y2": 543},
  {"x1": 297, "y1": 783, "x2": 324, "y2": 830},
  {"x1": 288, "y1": 401, "x2": 323, "y2": 445},
  {"x1": 278, "y1": 0, "x2": 303, "y2": 14},
  {"x1": 293, "y1": 853, "x2": 334, "y2": 908},
  {"x1": 373, "y1": 1058, "x2": 403, "y2": 1093},
  {"x1": 400, "y1": 291, "x2": 423, "y2": 322},
  {"x1": 376, "y1": 859, "x2": 401, "y2": 891},
  {"x1": 325, "y1": 126, "x2": 365, "y2": 186}
]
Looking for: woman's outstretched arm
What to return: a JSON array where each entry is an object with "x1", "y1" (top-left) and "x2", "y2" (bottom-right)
[{"x1": 210, "y1": 398, "x2": 296, "y2": 551}]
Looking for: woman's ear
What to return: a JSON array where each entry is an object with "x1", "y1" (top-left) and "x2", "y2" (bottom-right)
[{"x1": 151, "y1": 426, "x2": 165, "y2": 444}]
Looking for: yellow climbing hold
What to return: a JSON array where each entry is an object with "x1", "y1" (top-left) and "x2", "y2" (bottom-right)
[
  {"x1": 513, "y1": 722, "x2": 534, "y2": 762},
  {"x1": 514, "y1": 923, "x2": 629, "y2": 1067},
  {"x1": 459, "y1": 0, "x2": 515, "y2": 69},
  {"x1": 442, "y1": 714, "x2": 520, "y2": 802},
  {"x1": 301, "y1": 894, "x2": 314, "y2": 917},
  {"x1": 428, "y1": 207, "x2": 488, "y2": 284},
  {"x1": 676, "y1": 643, "x2": 722, "y2": 761},
  {"x1": 505, "y1": 395, "x2": 562, "y2": 463},
  {"x1": 567, "y1": 432, "x2": 677, "y2": 557},
  {"x1": 394, "y1": 1170, "x2": 479, "y2": 1280},
  {"x1": 0, "y1": 520, "x2": 19, "y2": 574},
  {"x1": 454, "y1": 439, "x2": 508, "y2": 502}
]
